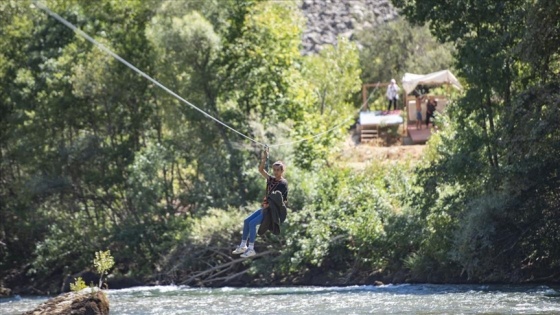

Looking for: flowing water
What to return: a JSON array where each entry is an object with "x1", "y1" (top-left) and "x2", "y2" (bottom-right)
[{"x1": 1, "y1": 284, "x2": 560, "y2": 314}]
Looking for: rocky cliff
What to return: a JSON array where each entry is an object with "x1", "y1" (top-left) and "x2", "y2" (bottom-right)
[{"x1": 300, "y1": 0, "x2": 399, "y2": 54}]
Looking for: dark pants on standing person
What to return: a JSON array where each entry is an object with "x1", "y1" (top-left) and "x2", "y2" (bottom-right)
[
  {"x1": 426, "y1": 112, "x2": 435, "y2": 126},
  {"x1": 387, "y1": 97, "x2": 397, "y2": 111}
]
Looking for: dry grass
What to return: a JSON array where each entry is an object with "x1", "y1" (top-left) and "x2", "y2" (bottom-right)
[{"x1": 333, "y1": 129, "x2": 426, "y2": 170}]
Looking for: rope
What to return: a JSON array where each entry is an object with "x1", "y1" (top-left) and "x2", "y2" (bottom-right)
[
  {"x1": 265, "y1": 145, "x2": 270, "y2": 171},
  {"x1": 33, "y1": 1, "x2": 266, "y2": 147},
  {"x1": 33, "y1": 1, "x2": 380, "y2": 150}
]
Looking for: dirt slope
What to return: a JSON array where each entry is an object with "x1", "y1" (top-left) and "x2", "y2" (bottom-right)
[{"x1": 334, "y1": 131, "x2": 426, "y2": 170}]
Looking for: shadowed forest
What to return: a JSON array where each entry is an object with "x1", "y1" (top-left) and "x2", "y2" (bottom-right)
[{"x1": 1, "y1": 0, "x2": 559, "y2": 295}]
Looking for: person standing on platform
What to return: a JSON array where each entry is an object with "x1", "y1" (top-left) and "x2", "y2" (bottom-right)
[
  {"x1": 426, "y1": 96, "x2": 437, "y2": 128},
  {"x1": 415, "y1": 93, "x2": 425, "y2": 130},
  {"x1": 386, "y1": 79, "x2": 400, "y2": 111}
]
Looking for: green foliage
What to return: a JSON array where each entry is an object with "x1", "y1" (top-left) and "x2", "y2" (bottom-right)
[
  {"x1": 31, "y1": 217, "x2": 104, "y2": 280},
  {"x1": 159, "y1": 207, "x2": 247, "y2": 278},
  {"x1": 69, "y1": 277, "x2": 88, "y2": 292},
  {"x1": 2, "y1": 0, "x2": 559, "y2": 293},
  {"x1": 94, "y1": 250, "x2": 115, "y2": 288},
  {"x1": 261, "y1": 162, "x2": 417, "y2": 279},
  {"x1": 518, "y1": 0, "x2": 560, "y2": 80},
  {"x1": 450, "y1": 81, "x2": 560, "y2": 281},
  {"x1": 94, "y1": 250, "x2": 115, "y2": 277},
  {"x1": 189, "y1": 208, "x2": 247, "y2": 246},
  {"x1": 221, "y1": 1, "x2": 308, "y2": 124},
  {"x1": 355, "y1": 17, "x2": 455, "y2": 85},
  {"x1": 392, "y1": 0, "x2": 560, "y2": 283},
  {"x1": 146, "y1": 8, "x2": 221, "y2": 116},
  {"x1": 302, "y1": 37, "x2": 362, "y2": 116},
  {"x1": 1, "y1": 0, "x2": 177, "y2": 286},
  {"x1": 294, "y1": 37, "x2": 362, "y2": 170}
]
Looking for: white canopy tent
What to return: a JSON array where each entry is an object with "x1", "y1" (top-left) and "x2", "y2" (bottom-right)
[{"x1": 401, "y1": 70, "x2": 463, "y2": 95}]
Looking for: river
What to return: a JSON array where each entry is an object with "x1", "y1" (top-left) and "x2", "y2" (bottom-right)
[{"x1": 1, "y1": 284, "x2": 560, "y2": 314}]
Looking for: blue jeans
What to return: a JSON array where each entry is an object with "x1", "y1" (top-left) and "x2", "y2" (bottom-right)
[{"x1": 242, "y1": 208, "x2": 263, "y2": 243}]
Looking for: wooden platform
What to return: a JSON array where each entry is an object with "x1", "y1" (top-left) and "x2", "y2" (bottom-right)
[
  {"x1": 359, "y1": 125, "x2": 380, "y2": 143},
  {"x1": 360, "y1": 110, "x2": 403, "y2": 126},
  {"x1": 407, "y1": 123, "x2": 434, "y2": 144},
  {"x1": 359, "y1": 110, "x2": 404, "y2": 144}
]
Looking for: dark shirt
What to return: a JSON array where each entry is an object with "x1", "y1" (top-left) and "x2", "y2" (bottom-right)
[
  {"x1": 262, "y1": 176, "x2": 288, "y2": 207},
  {"x1": 427, "y1": 100, "x2": 437, "y2": 115},
  {"x1": 258, "y1": 191, "x2": 288, "y2": 236}
]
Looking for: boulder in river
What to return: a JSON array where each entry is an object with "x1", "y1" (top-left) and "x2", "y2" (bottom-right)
[{"x1": 22, "y1": 288, "x2": 109, "y2": 315}]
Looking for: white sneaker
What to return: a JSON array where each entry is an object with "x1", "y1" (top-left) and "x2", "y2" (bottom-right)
[
  {"x1": 240, "y1": 248, "x2": 256, "y2": 258},
  {"x1": 232, "y1": 246, "x2": 248, "y2": 255}
]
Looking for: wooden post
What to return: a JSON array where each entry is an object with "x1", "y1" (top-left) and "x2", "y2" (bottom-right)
[
  {"x1": 402, "y1": 90, "x2": 407, "y2": 137},
  {"x1": 362, "y1": 84, "x2": 368, "y2": 111}
]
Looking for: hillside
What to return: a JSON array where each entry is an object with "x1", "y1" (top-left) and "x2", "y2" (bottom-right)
[{"x1": 300, "y1": 0, "x2": 398, "y2": 54}]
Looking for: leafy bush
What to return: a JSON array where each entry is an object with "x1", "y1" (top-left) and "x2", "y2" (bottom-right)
[
  {"x1": 69, "y1": 277, "x2": 88, "y2": 292},
  {"x1": 257, "y1": 161, "x2": 418, "y2": 280}
]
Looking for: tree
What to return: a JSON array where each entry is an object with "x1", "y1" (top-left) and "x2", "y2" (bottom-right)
[
  {"x1": 221, "y1": 1, "x2": 308, "y2": 124},
  {"x1": 146, "y1": 6, "x2": 235, "y2": 210},
  {"x1": 294, "y1": 37, "x2": 362, "y2": 170},
  {"x1": 392, "y1": 0, "x2": 560, "y2": 281},
  {"x1": 0, "y1": 0, "x2": 43, "y2": 276},
  {"x1": 518, "y1": 0, "x2": 560, "y2": 81},
  {"x1": 0, "y1": 0, "x2": 178, "y2": 286},
  {"x1": 356, "y1": 17, "x2": 455, "y2": 86}
]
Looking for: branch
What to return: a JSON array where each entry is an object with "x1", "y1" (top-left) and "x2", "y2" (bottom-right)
[
  {"x1": 181, "y1": 250, "x2": 275, "y2": 285},
  {"x1": 204, "y1": 264, "x2": 234, "y2": 281},
  {"x1": 202, "y1": 269, "x2": 250, "y2": 285}
]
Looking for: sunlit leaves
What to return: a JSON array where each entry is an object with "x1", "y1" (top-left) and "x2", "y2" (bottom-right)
[
  {"x1": 222, "y1": 1, "x2": 306, "y2": 123},
  {"x1": 294, "y1": 37, "x2": 362, "y2": 170},
  {"x1": 281, "y1": 164, "x2": 414, "y2": 271},
  {"x1": 93, "y1": 250, "x2": 115, "y2": 288},
  {"x1": 355, "y1": 17, "x2": 455, "y2": 86}
]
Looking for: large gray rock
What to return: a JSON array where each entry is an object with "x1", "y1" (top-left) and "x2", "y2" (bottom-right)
[
  {"x1": 300, "y1": 0, "x2": 399, "y2": 54},
  {"x1": 22, "y1": 289, "x2": 109, "y2": 315}
]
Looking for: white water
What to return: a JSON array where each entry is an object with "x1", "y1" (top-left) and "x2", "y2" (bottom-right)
[{"x1": 2, "y1": 284, "x2": 560, "y2": 314}]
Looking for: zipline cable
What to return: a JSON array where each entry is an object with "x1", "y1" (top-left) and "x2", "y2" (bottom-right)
[
  {"x1": 33, "y1": 1, "x2": 381, "y2": 150},
  {"x1": 33, "y1": 1, "x2": 266, "y2": 147}
]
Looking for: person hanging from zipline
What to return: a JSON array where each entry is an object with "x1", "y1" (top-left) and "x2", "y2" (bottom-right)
[{"x1": 232, "y1": 147, "x2": 288, "y2": 258}]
